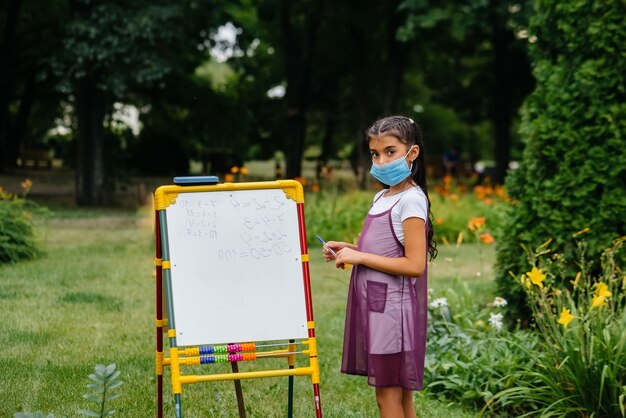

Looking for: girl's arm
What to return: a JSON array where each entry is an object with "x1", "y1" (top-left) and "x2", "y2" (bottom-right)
[{"x1": 334, "y1": 218, "x2": 427, "y2": 277}]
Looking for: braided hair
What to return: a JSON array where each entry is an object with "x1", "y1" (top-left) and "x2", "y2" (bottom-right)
[{"x1": 366, "y1": 115, "x2": 437, "y2": 261}]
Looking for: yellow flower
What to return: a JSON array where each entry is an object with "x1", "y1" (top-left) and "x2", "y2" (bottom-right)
[
  {"x1": 557, "y1": 307, "x2": 574, "y2": 328},
  {"x1": 240, "y1": 167, "x2": 250, "y2": 175},
  {"x1": 592, "y1": 295, "x2": 607, "y2": 308},
  {"x1": 526, "y1": 267, "x2": 546, "y2": 289},
  {"x1": 230, "y1": 166, "x2": 239, "y2": 173},
  {"x1": 594, "y1": 282, "x2": 612, "y2": 299}
]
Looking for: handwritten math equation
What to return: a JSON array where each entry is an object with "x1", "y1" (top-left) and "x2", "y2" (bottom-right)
[{"x1": 177, "y1": 192, "x2": 295, "y2": 262}]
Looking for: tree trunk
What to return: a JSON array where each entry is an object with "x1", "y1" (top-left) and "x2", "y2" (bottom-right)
[
  {"x1": 347, "y1": 2, "x2": 373, "y2": 189},
  {"x1": 0, "y1": 0, "x2": 24, "y2": 171},
  {"x1": 75, "y1": 74, "x2": 106, "y2": 206},
  {"x1": 13, "y1": 73, "x2": 36, "y2": 150},
  {"x1": 490, "y1": 2, "x2": 514, "y2": 184},
  {"x1": 382, "y1": 0, "x2": 409, "y2": 116},
  {"x1": 280, "y1": 0, "x2": 323, "y2": 179}
]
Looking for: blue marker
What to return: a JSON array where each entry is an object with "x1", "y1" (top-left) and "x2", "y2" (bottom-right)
[{"x1": 316, "y1": 235, "x2": 337, "y2": 257}]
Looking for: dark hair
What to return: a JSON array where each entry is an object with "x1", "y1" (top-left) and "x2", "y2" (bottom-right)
[{"x1": 366, "y1": 115, "x2": 437, "y2": 261}]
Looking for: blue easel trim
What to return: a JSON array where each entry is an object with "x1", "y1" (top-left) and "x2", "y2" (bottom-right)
[{"x1": 173, "y1": 176, "x2": 219, "y2": 185}]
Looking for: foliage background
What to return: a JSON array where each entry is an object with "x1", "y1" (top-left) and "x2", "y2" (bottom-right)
[{"x1": 495, "y1": 0, "x2": 626, "y2": 316}]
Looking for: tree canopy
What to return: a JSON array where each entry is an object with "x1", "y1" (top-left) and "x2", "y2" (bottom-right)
[{"x1": 1, "y1": 0, "x2": 537, "y2": 204}]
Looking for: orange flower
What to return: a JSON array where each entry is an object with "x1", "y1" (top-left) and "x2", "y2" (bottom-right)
[
  {"x1": 480, "y1": 233, "x2": 495, "y2": 244},
  {"x1": 435, "y1": 217, "x2": 444, "y2": 225},
  {"x1": 467, "y1": 217, "x2": 486, "y2": 231},
  {"x1": 20, "y1": 178, "x2": 33, "y2": 190},
  {"x1": 473, "y1": 185, "x2": 486, "y2": 199},
  {"x1": 311, "y1": 184, "x2": 320, "y2": 193},
  {"x1": 224, "y1": 173, "x2": 235, "y2": 182},
  {"x1": 294, "y1": 177, "x2": 307, "y2": 186},
  {"x1": 240, "y1": 167, "x2": 250, "y2": 176},
  {"x1": 230, "y1": 166, "x2": 240, "y2": 174},
  {"x1": 449, "y1": 193, "x2": 459, "y2": 202}
]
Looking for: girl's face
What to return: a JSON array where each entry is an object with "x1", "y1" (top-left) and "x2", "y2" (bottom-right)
[{"x1": 369, "y1": 134, "x2": 420, "y2": 166}]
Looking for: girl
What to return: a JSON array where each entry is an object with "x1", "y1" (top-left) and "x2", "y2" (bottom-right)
[{"x1": 323, "y1": 116, "x2": 436, "y2": 418}]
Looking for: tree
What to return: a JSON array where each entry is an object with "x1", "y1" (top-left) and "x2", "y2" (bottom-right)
[
  {"x1": 51, "y1": 0, "x2": 221, "y2": 205},
  {"x1": 0, "y1": 0, "x2": 67, "y2": 172},
  {"x1": 495, "y1": 0, "x2": 626, "y2": 317},
  {"x1": 399, "y1": 0, "x2": 533, "y2": 182}
]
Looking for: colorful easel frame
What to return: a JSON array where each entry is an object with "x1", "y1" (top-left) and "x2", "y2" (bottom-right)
[{"x1": 154, "y1": 180, "x2": 322, "y2": 418}]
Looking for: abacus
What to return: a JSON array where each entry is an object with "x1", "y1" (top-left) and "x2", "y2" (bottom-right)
[{"x1": 154, "y1": 180, "x2": 322, "y2": 418}]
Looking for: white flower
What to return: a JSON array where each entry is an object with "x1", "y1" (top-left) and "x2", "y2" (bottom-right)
[
  {"x1": 428, "y1": 288, "x2": 434, "y2": 296},
  {"x1": 493, "y1": 297, "x2": 508, "y2": 307},
  {"x1": 488, "y1": 312, "x2": 504, "y2": 331},
  {"x1": 429, "y1": 297, "x2": 448, "y2": 309}
]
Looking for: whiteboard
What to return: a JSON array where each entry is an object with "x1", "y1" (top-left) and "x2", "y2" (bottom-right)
[{"x1": 164, "y1": 186, "x2": 309, "y2": 346}]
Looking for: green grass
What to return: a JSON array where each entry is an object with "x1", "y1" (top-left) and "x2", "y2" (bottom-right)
[{"x1": 0, "y1": 206, "x2": 493, "y2": 417}]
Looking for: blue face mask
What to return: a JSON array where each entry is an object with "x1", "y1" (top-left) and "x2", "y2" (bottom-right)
[{"x1": 370, "y1": 148, "x2": 414, "y2": 186}]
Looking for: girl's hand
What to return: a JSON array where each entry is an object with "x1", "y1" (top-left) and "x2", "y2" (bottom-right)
[
  {"x1": 322, "y1": 240, "x2": 350, "y2": 262},
  {"x1": 335, "y1": 247, "x2": 363, "y2": 269}
]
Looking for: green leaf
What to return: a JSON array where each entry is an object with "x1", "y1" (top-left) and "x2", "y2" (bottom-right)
[
  {"x1": 78, "y1": 410, "x2": 100, "y2": 417},
  {"x1": 82, "y1": 393, "x2": 101, "y2": 402}
]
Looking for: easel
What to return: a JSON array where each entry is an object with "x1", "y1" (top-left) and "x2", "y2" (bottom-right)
[{"x1": 154, "y1": 178, "x2": 322, "y2": 417}]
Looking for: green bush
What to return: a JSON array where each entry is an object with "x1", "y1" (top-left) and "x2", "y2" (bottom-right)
[
  {"x1": 495, "y1": 0, "x2": 626, "y2": 317},
  {"x1": 0, "y1": 180, "x2": 44, "y2": 263},
  {"x1": 426, "y1": 286, "x2": 543, "y2": 416},
  {"x1": 488, "y1": 237, "x2": 626, "y2": 417}
]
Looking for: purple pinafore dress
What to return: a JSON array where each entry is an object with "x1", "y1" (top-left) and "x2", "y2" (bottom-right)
[{"x1": 341, "y1": 192, "x2": 428, "y2": 390}]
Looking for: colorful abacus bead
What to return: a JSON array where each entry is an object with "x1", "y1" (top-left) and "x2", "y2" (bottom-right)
[
  {"x1": 200, "y1": 355, "x2": 215, "y2": 364},
  {"x1": 227, "y1": 343, "x2": 242, "y2": 353},
  {"x1": 242, "y1": 342, "x2": 256, "y2": 352},
  {"x1": 200, "y1": 346, "x2": 214, "y2": 355},
  {"x1": 228, "y1": 353, "x2": 243, "y2": 362},
  {"x1": 185, "y1": 347, "x2": 200, "y2": 356},
  {"x1": 242, "y1": 353, "x2": 257, "y2": 361}
]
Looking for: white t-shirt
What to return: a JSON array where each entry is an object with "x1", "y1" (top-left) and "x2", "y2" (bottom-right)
[{"x1": 368, "y1": 187, "x2": 428, "y2": 245}]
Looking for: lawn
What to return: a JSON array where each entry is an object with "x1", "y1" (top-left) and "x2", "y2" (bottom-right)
[{"x1": 0, "y1": 202, "x2": 494, "y2": 417}]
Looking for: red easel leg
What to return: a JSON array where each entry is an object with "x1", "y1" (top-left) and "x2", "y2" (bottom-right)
[{"x1": 313, "y1": 383, "x2": 322, "y2": 417}]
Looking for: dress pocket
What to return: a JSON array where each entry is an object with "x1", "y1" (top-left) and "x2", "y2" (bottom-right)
[{"x1": 367, "y1": 281, "x2": 388, "y2": 313}]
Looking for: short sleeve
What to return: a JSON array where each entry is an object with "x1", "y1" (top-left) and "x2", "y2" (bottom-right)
[{"x1": 398, "y1": 189, "x2": 428, "y2": 222}]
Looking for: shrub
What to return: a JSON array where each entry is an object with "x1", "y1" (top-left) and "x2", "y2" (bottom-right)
[
  {"x1": 487, "y1": 237, "x2": 626, "y2": 416},
  {"x1": 495, "y1": 0, "x2": 626, "y2": 318},
  {"x1": 426, "y1": 287, "x2": 543, "y2": 416},
  {"x1": 0, "y1": 179, "x2": 44, "y2": 263}
]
